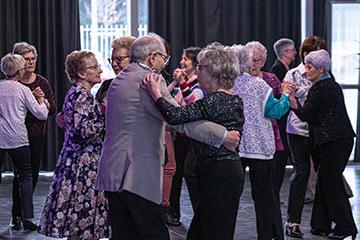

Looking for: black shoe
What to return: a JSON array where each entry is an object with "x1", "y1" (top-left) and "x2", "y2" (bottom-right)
[
  {"x1": 328, "y1": 233, "x2": 356, "y2": 239},
  {"x1": 22, "y1": 219, "x2": 38, "y2": 231},
  {"x1": 285, "y1": 223, "x2": 303, "y2": 238},
  {"x1": 10, "y1": 217, "x2": 22, "y2": 230},
  {"x1": 163, "y1": 206, "x2": 181, "y2": 227},
  {"x1": 310, "y1": 228, "x2": 329, "y2": 237},
  {"x1": 304, "y1": 197, "x2": 314, "y2": 204}
]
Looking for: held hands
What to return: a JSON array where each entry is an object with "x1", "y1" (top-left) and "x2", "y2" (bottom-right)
[
  {"x1": 281, "y1": 81, "x2": 296, "y2": 96},
  {"x1": 281, "y1": 81, "x2": 299, "y2": 109},
  {"x1": 172, "y1": 68, "x2": 187, "y2": 84},
  {"x1": 32, "y1": 87, "x2": 45, "y2": 98},
  {"x1": 223, "y1": 130, "x2": 241, "y2": 152},
  {"x1": 142, "y1": 73, "x2": 163, "y2": 101}
]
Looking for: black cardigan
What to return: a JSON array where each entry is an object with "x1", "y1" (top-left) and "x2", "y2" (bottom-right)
[{"x1": 293, "y1": 76, "x2": 355, "y2": 146}]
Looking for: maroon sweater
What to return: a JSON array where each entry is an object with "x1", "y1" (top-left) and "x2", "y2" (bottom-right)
[{"x1": 21, "y1": 74, "x2": 56, "y2": 137}]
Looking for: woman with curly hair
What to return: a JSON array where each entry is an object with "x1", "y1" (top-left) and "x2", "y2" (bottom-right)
[{"x1": 39, "y1": 50, "x2": 110, "y2": 240}]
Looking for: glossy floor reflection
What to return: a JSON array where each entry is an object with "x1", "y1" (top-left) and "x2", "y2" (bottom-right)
[{"x1": 0, "y1": 165, "x2": 359, "y2": 240}]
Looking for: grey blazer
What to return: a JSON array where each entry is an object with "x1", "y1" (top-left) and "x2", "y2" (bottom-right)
[{"x1": 95, "y1": 63, "x2": 227, "y2": 204}]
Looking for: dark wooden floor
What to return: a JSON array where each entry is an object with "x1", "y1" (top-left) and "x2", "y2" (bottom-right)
[{"x1": 1, "y1": 165, "x2": 359, "y2": 240}]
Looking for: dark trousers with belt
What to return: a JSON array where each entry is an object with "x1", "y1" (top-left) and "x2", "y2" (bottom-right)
[
  {"x1": 287, "y1": 133, "x2": 312, "y2": 224},
  {"x1": 170, "y1": 136, "x2": 199, "y2": 218},
  {"x1": 242, "y1": 157, "x2": 284, "y2": 240},
  {"x1": 12, "y1": 135, "x2": 45, "y2": 217},
  {"x1": 187, "y1": 160, "x2": 244, "y2": 240},
  {"x1": 0, "y1": 146, "x2": 34, "y2": 219},
  {"x1": 106, "y1": 190, "x2": 170, "y2": 240},
  {"x1": 311, "y1": 138, "x2": 357, "y2": 236}
]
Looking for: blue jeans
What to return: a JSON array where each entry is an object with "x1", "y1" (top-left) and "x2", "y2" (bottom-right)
[{"x1": 0, "y1": 146, "x2": 34, "y2": 218}]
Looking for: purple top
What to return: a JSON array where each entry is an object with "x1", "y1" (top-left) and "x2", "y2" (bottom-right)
[{"x1": 262, "y1": 71, "x2": 284, "y2": 151}]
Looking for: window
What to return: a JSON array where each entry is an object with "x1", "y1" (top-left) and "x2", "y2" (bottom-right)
[
  {"x1": 79, "y1": 0, "x2": 148, "y2": 79},
  {"x1": 330, "y1": 2, "x2": 360, "y2": 160}
]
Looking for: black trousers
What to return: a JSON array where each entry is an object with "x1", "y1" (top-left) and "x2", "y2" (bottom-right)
[
  {"x1": 274, "y1": 116, "x2": 291, "y2": 197},
  {"x1": 187, "y1": 160, "x2": 244, "y2": 240},
  {"x1": 311, "y1": 138, "x2": 357, "y2": 236},
  {"x1": 287, "y1": 133, "x2": 312, "y2": 224},
  {"x1": 106, "y1": 190, "x2": 169, "y2": 240},
  {"x1": 273, "y1": 127, "x2": 290, "y2": 199},
  {"x1": 0, "y1": 146, "x2": 34, "y2": 218},
  {"x1": 242, "y1": 158, "x2": 284, "y2": 240},
  {"x1": 170, "y1": 136, "x2": 199, "y2": 218},
  {"x1": 12, "y1": 135, "x2": 45, "y2": 217}
]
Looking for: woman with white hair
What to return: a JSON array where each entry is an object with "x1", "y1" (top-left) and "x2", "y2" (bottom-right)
[
  {"x1": 0, "y1": 53, "x2": 49, "y2": 230},
  {"x1": 231, "y1": 44, "x2": 294, "y2": 240},
  {"x1": 290, "y1": 49, "x2": 357, "y2": 239},
  {"x1": 11, "y1": 41, "x2": 56, "y2": 230},
  {"x1": 145, "y1": 43, "x2": 244, "y2": 240},
  {"x1": 245, "y1": 41, "x2": 288, "y2": 204}
]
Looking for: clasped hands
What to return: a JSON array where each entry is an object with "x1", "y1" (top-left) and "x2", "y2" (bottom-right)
[{"x1": 281, "y1": 81, "x2": 298, "y2": 109}]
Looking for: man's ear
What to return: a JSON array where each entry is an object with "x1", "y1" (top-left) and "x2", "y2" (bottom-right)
[{"x1": 148, "y1": 53, "x2": 155, "y2": 66}]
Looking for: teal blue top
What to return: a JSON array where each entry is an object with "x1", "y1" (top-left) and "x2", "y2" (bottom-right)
[{"x1": 264, "y1": 93, "x2": 290, "y2": 119}]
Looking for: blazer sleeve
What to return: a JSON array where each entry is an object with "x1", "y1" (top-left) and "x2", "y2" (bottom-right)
[{"x1": 143, "y1": 74, "x2": 227, "y2": 147}]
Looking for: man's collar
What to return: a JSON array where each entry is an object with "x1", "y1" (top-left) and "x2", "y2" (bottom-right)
[{"x1": 137, "y1": 62, "x2": 155, "y2": 72}]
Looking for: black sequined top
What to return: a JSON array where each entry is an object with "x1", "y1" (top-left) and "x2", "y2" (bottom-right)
[
  {"x1": 293, "y1": 77, "x2": 355, "y2": 146},
  {"x1": 155, "y1": 91, "x2": 244, "y2": 164}
]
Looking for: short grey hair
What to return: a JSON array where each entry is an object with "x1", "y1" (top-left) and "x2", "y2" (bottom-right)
[
  {"x1": 1, "y1": 53, "x2": 26, "y2": 77},
  {"x1": 273, "y1": 38, "x2": 295, "y2": 58},
  {"x1": 198, "y1": 43, "x2": 240, "y2": 89},
  {"x1": 245, "y1": 41, "x2": 267, "y2": 64},
  {"x1": 304, "y1": 49, "x2": 331, "y2": 72},
  {"x1": 229, "y1": 45, "x2": 253, "y2": 74},
  {"x1": 12, "y1": 41, "x2": 38, "y2": 58},
  {"x1": 131, "y1": 35, "x2": 164, "y2": 62}
]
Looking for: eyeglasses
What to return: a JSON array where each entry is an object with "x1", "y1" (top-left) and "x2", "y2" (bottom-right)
[
  {"x1": 253, "y1": 58, "x2": 262, "y2": 65},
  {"x1": 85, "y1": 64, "x2": 101, "y2": 69},
  {"x1": 24, "y1": 57, "x2": 37, "y2": 62},
  {"x1": 154, "y1": 52, "x2": 170, "y2": 66},
  {"x1": 107, "y1": 56, "x2": 129, "y2": 64},
  {"x1": 196, "y1": 64, "x2": 208, "y2": 71},
  {"x1": 285, "y1": 48, "x2": 297, "y2": 53}
]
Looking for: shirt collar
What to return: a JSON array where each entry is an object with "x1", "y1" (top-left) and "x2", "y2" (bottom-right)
[
  {"x1": 137, "y1": 62, "x2": 156, "y2": 73},
  {"x1": 298, "y1": 63, "x2": 306, "y2": 75}
]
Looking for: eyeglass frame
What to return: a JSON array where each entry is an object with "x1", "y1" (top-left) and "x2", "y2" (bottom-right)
[
  {"x1": 196, "y1": 64, "x2": 208, "y2": 72},
  {"x1": 84, "y1": 64, "x2": 102, "y2": 69},
  {"x1": 285, "y1": 48, "x2": 297, "y2": 53},
  {"x1": 152, "y1": 52, "x2": 170, "y2": 66},
  {"x1": 107, "y1": 56, "x2": 130, "y2": 65},
  {"x1": 23, "y1": 56, "x2": 37, "y2": 62}
]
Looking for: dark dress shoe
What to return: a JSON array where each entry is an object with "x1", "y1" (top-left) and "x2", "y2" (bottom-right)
[
  {"x1": 10, "y1": 217, "x2": 22, "y2": 230},
  {"x1": 328, "y1": 233, "x2": 357, "y2": 239},
  {"x1": 164, "y1": 212, "x2": 182, "y2": 226},
  {"x1": 304, "y1": 197, "x2": 314, "y2": 204},
  {"x1": 285, "y1": 223, "x2": 304, "y2": 238},
  {"x1": 162, "y1": 206, "x2": 181, "y2": 227},
  {"x1": 310, "y1": 228, "x2": 329, "y2": 237},
  {"x1": 22, "y1": 219, "x2": 38, "y2": 231}
]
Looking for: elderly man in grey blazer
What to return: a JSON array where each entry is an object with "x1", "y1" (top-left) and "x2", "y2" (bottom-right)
[{"x1": 95, "y1": 34, "x2": 240, "y2": 240}]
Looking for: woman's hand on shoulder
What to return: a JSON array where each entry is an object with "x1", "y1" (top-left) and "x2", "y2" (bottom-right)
[{"x1": 142, "y1": 73, "x2": 163, "y2": 101}]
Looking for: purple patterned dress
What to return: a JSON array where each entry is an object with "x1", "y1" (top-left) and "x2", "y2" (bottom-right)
[{"x1": 39, "y1": 84, "x2": 110, "y2": 239}]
